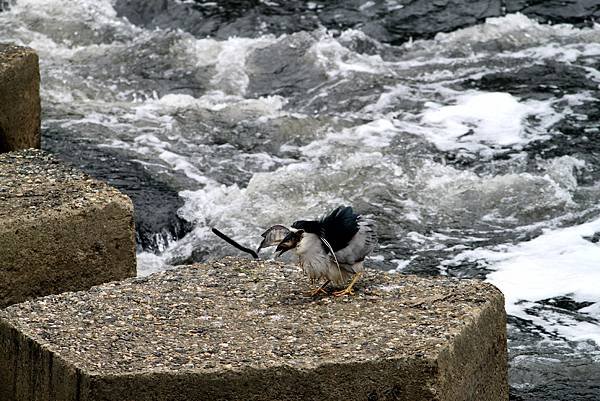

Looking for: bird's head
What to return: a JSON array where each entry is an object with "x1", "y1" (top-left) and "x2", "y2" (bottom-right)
[
  {"x1": 291, "y1": 220, "x2": 320, "y2": 233},
  {"x1": 291, "y1": 220, "x2": 307, "y2": 230},
  {"x1": 275, "y1": 229, "x2": 304, "y2": 257}
]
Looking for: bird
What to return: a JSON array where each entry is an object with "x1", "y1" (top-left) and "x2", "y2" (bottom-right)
[{"x1": 273, "y1": 206, "x2": 377, "y2": 296}]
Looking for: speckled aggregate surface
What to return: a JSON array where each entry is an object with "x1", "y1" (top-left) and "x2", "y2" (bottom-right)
[
  {"x1": 0, "y1": 43, "x2": 33, "y2": 74},
  {"x1": 0, "y1": 149, "x2": 128, "y2": 222},
  {"x1": 1, "y1": 257, "x2": 501, "y2": 376},
  {"x1": 0, "y1": 148, "x2": 136, "y2": 308}
]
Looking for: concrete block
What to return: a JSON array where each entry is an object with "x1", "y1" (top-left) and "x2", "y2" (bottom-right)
[
  {"x1": 0, "y1": 44, "x2": 41, "y2": 152},
  {"x1": 0, "y1": 149, "x2": 136, "y2": 307},
  {"x1": 0, "y1": 257, "x2": 508, "y2": 401}
]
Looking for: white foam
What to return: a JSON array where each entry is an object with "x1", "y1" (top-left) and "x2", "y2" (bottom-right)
[
  {"x1": 155, "y1": 91, "x2": 286, "y2": 114},
  {"x1": 158, "y1": 150, "x2": 210, "y2": 184},
  {"x1": 310, "y1": 31, "x2": 388, "y2": 77},
  {"x1": 510, "y1": 42, "x2": 600, "y2": 63},
  {"x1": 208, "y1": 36, "x2": 275, "y2": 95},
  {"x1": 431, "y1": 13, "x2": 600, "y2": 51},
  {"x1": 359, "y1": 1, "x2": 376, "y2": 11},
  {"x1": 137, "y1": 251, "x2": 173, "y2": 277},
  {"x1": 13, "y1": 0, "x2": 119, "y2": 21},
  {"x1": 385, "y1": 0, "x2": 404, "y2": 11},
  {"x1": 300, "y1": 119, "x2": 398, "y2": 157},
  {"x1": 542, "y1": 156, "x2": 586, "y2": 191},
  {"x1": 413, "y1": 159, "x2": 576, "y2": 220},
  {"x1": 390, "y1": 259, "x2": 410, "y2": 272},
  {"x1": 4, "y1": 0, "x2": 139, "y2": 46},
  {"x1": 420, "y1": 91, "x2": 557, "y2": 153},
  {"x1": 361, "y1": 83, "x2": 412, "y2": 115},
  {"x1": 449, "y1": 218, "x2": 600, "y2": 344}
]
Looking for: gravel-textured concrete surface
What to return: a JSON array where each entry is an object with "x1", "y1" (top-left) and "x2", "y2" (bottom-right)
[
  {"x1": 0, "y1": 149, "x2": 136, "y2": 307},
  {"x1": 0, "y1": 256, "x2": 508, "y2": 401},
  {"x1": 0, "y1": 43, "x2": 40, "y2": 152}
]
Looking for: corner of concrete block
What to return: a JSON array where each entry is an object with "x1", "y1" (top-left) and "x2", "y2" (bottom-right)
[{"x1": 0, "y1": 43, "x2": 41, "y2": 152}]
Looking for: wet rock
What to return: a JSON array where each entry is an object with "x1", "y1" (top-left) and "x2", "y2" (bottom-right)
[
  {"x1": 467, "y1": 61, "x2": 597, "y2": 99},
  {"x1": 0, "y1": 257, "x2": 508, "y2": 401},
  {"x1": 115, "y1": 0, "x2": 600, "y2": 46},
  {"x1": 114, "y1": 0, "x2": 500, "y2": 45},
  {"x1": 113, "y1": 0, "x2": 502, "y2": 45},
  {"x1": 0, "y1": 44, "x2": 40, "y2": 152},
  {"x1": 245, "y1": 32, "x2": 328, "y2": 99},
  {"x1": 506, "y1": 0, "x2": 600, "y2": 26},
  {"x1": 374, "y1": 0, "x2": 501, "y2": 44},
  {"x1": 0, "y1": 149, "x2": 136, "y2": 307},
  {"x1": 114, "y1": 0, "x2": 321, "y2": 41},
  {"x1": 43, "y1": 129, "x2": 193, "y2": 253},
  {"x1": 539, "y1": 296, "x2": 595, "y2": 312}
]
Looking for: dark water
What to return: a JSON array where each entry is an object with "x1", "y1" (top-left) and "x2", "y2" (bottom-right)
[{"x1": 2, "y1": 0, "x2": 600, "y2": 399}]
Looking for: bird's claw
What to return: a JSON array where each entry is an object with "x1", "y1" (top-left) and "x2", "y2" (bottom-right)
[
  {"x1": 308, "y1": 286, "x2": 329, "y2": 297},
  {"x1": 307, "y1": 287, "x2": 329, "y2": 297},
  {"x1": 306, "y1": 280, "x2": 331, "y2": 297},
  {"x1": 333, "y1": 288, "x2": 355, "y2": 297},
  {"x1": 332, "y1": 272, "x2": 362, "y2": 297}
]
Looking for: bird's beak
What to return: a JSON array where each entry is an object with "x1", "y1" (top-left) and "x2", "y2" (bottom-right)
[
  {"x1": 274, "y1": 231, "x2": 302, "y2": 258},
  {"x1": 275, "y1": 242, "x2": 292, "y2": 258}
]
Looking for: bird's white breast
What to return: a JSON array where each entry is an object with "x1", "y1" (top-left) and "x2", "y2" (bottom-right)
[
  {"x1": 294, "y1": 233, "x2": 330, "y2": 281},
  {"x1": 295, "y1": 233, "x2": 351, "y2": 285}
]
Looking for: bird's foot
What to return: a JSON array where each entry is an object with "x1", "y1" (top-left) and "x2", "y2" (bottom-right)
[
  {"x1": 306, "y1": 280, "x2": 331, "y2": 297},
  {"x1": 333, "y1": 287, "x2": 355, "y2": 297},
  {"x1": 332, "y1": 272, "x2": 363, "y2": 297},
  {"x1": 307, "y1": 287, "x2": 329, "y2": 297}
]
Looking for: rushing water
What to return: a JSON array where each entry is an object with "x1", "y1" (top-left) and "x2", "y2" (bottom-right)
[{"x1": 2, "y1": 0, "x2": 600, "y2": 399}]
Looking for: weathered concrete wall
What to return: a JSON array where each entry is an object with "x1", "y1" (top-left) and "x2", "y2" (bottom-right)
[
  {"x1": 0, "y1": 44, "x2": 40, "y2": 152},
  {"x1": 0, "y1": 149, "x2": 136, "y2": 307},
  {"x1": 0, "y1": 257, "x2": 508, "y2": 401}
]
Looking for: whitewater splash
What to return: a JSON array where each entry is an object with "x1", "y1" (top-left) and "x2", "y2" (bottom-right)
[{"x1": 2, "y1": 1, "x2": 600, "y2": 398}]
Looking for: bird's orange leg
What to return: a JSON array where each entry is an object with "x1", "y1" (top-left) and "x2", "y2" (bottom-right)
[
  {"x1": 333, "y1": 272, "x2": 363, "y2": 297},
  {"x1": 307, "y1": 280, "x2": 330, "y2": 297}
]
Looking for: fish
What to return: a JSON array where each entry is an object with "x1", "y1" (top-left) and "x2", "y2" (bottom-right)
[{"x1": 256, "y1": 224, "x2": 291, "y2": 254}]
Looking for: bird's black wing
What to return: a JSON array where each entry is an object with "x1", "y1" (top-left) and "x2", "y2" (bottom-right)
[
  {"x1": 334, "y1": 217, "x2": 377, "y2": 265},
  {"x1": 319, "y1": 206, "x2": 360, "y2": 252}
]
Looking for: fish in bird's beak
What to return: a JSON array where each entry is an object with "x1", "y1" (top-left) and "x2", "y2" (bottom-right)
[
  {"x1": 256, "y1": 224, "x2": 291, "y2": 254},
  {"x1": 275, "y1": 230, "x2": 303, "y2": 257}
]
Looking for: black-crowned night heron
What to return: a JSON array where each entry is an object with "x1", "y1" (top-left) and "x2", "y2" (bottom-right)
[{"x1": 264, "y1": 206, "x2": 377, "y2": 296}]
